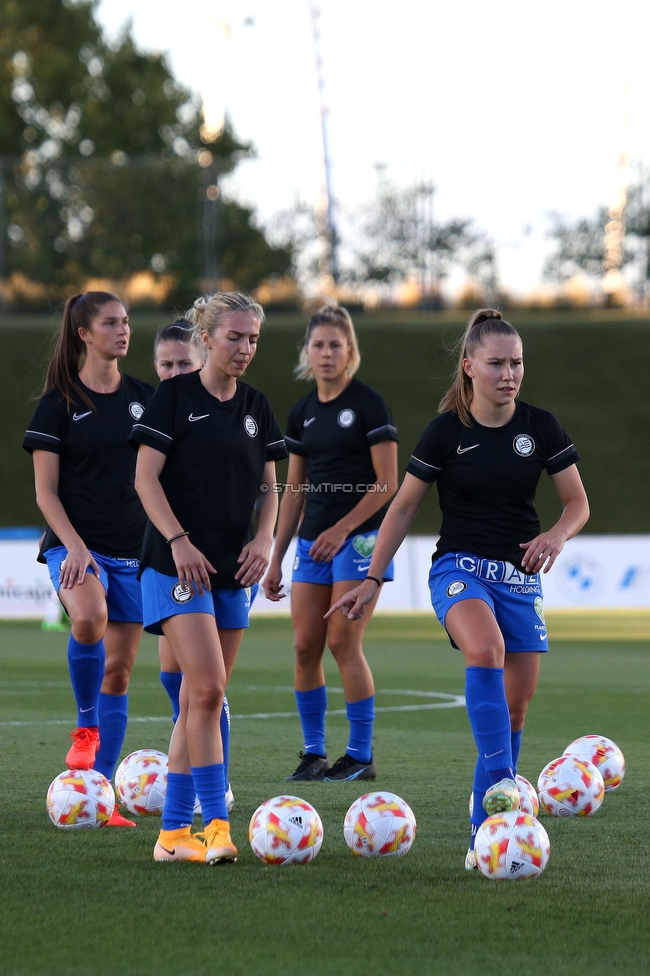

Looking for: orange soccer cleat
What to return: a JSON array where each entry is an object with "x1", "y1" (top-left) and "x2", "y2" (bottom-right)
[
  {"x1": 201, "y1": 818, "x2": 238, "y2": 865},
  {"x1": 154, "y1": 828, "x2": 207, "y2": 862},
  {"x1": 105, "y1": 808, "x2": 136, "y2": 827},
  {"x1": 65, "y1": 727, "x2": 100, "y2": 770}
]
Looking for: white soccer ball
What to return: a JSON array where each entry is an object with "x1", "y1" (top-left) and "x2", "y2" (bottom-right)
[
  {"x1": 563, "y1": 734, "x2": 625, "y2": 792},
  {"x1": 47, "y1": 769, "x2": 115, "y2": 829},
  {"x1": 344, "y1": 791, "x2": 417, "y2": 858},
  {"x1": 516, "y1": 774, "x2": 539, "y2": 817},
  {"x1": 537, "y1": 755, "x2": 605, "y2": 817},
  {"x1": 475, "y1": 810, "x2": 550, "y2": 880},
  {"x1": 249, "y1": 795, "x2": 323, "y2": 864},
  {"x1": 115, "y1": 749, "x2": 168, "y2": 816}
]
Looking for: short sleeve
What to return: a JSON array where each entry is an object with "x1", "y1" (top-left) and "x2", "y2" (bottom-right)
[
  {"x1": 128, "y1": 380, "x2": 177, "y2": 456},
  {"x1": 23, "y1": 393, "x2": 65, "y2": 455},
  {"x1": 542, "y1": 413, "x2": 579, "y2": 475},
  {"x1": 406, "y1": 418, "x2": 446, "y2": 482},
  {"x1": 363, "y1": 390, "x2": 398, "y2": 447},
  {"x1": 284, "y1": 402, "x2": 305, "y2": 456},
  {"x1": 264, "y1": 399, "x2": 289, "y2": 462}
]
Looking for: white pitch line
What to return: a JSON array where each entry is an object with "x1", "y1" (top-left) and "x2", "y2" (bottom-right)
[{"x1": 0, "y1": 688, "x2": 465, "y2": 726}]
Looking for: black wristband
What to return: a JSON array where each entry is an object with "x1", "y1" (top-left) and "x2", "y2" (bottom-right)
[
  {"x1": 366, "y1": 575, "x2": 381, "y2": 588},
  {"x1": 166, "y1": 530, "x2": 190, "y2": 545}
]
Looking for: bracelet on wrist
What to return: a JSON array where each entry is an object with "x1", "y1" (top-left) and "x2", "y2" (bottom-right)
[
  {"x1": 366, "y1": 575, "x2": 381, "y2": 588},
  {"x1": 166, "y1": 530, "x2": 190, "y2": 545}
]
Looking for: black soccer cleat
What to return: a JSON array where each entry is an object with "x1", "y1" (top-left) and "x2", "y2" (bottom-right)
[
  {"x1": 323, "y1": 754, "x2": 377, "y2": 782},
  {"x1": 285, "y1": 752, "x2": 331, "y2": 781}
]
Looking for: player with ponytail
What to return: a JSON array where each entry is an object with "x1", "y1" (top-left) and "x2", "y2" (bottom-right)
[
  {"x1": 328, "y1": 308, "x2": 589, "y2": 867},
  {"x1": 23, "y1": 292, "x2": 154, "y2": 825}
]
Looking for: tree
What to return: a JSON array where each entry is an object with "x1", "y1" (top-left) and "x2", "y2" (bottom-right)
[
  {"x1": 543, "y1": 210, "x2": 609, "y2": 282},
  {"x1": 0, "y1": 0, "x2": 291, "y2": 303}
]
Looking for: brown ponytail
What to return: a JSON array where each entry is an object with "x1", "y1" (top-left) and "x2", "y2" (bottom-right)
[
  {"x1": 438, "y1": 309, "x2": 520, "y2": 426},
  {"x1": 44, "y1": 291, "x2": 122, "y2": 410}
]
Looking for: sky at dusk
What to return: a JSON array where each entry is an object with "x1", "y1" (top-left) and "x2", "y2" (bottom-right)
[{"x1": 96, "y1": 0, "x2": 650, "y2": 295}]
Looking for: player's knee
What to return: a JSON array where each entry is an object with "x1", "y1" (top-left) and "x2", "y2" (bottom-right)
[
  {"x1": 294, "y1": 636, "x2": 323, "y2": 668},
  {"x1": 467, "y1": 645, "x2": 504, "y2": 669},
  {"x1": 192, "y1": 682, "x2": 224, "y2": 714},
  {"x1": 327, "y1": 632, "x2": 360, "y2": 664},
  {"x1": 71, "y1": 611, "x2": 107, "y2": 645},
  {"x1": 102, "y1": 661, "x2": 131, "y2": 695}
]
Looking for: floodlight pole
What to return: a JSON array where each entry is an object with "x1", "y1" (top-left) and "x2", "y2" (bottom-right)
[{"x1": 309, "y1": 2, "x2": 339, "y2": 288}]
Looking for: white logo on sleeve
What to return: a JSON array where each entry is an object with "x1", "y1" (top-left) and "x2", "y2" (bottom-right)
[
  {"x1": 513, "y1": 434, "x2": 535, "y2": 457},
  {"x1": 303, "y1": 417, "x2": 316, "y2": 427},
  {"x1": 244, "y1": 415, "x2": 258, "y2": 437},
  {"x1": 457, "y1": 444, "x2": 479, "y2": 455},
  {"x1": 189, "y1": 413, "x2": 210, "y2": 422},
  {"x1": 171, "y1": 582, "x2": 193, "y2": 605},
  {"x1": 337, "y1": 409, "x2": 355, "y2": 428},
  {"x1": 129, "y1": 402, "x2": 144, "y2": 420},
  {"x1": 72, "y1": 411, "x2": 92, "y2": 422}
]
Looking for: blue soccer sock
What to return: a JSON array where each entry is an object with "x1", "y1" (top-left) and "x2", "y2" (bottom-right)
[
  {"x1": 192, "y1": 763, "x2": 228, "y2": 825},
  {"x1": 160, "y1": 671, "x2": 182, "y2": 723},
  {"x1": 67, "y1": 635, "x2": 105, "y2": 727},
  {"x1": 511, "y1": 728, "x2": 523, "y2": 773},
  {"x1": 295, "y1": 685, "x2": 327, "y2": 756},
  {"x1": 345, "y1": 695, "x2": 375, "y2": 764},
  {"x1": 470, "y1": 754, "x2": 493, "y2": 832},
  {"x1": 94, "y1": 692, "x2": 128, "y2": 780},
  {"x1": 464, "y1": 667, "x2": 514, "y2": 785},
  {"x1": 162, "y1": 772, "x2": 196, "y2": 831},
  {"x1": 221, "y1": 695, "x2": 231, "y2": 786}
]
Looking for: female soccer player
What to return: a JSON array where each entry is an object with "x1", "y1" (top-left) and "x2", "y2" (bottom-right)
[
  {"x1": 23, "y1": 291, "x2": 154, "y2": 826},
  {"x1": 327, "y1": 309, "x2": 589, "y2": 866},
  {"x1": 151, "y1": 320, "x2": 236, "y2": 813},
  {"x1": 131, "y1": 291, "x2": 287, "y2": 864},
  {"x1": 263, "y1": 304, "x2": 398, "y2": 782}
]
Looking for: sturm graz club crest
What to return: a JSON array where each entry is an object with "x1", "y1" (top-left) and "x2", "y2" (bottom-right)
[
  {"x1": 337, "y1": 408, "x2": 355, "y2": 428},
  {"x1": 513, "y1": 434, "x2": 535, "y2": 457},
  {"x1": 447, "y1": 580, "x2": 467, "y2": 597},
  {"x1": 244, "y1": 415, "x2": 258, "y2": 438},
  {"x1": 171, "y1": 582, "x2": 193, "y2": 605},
  {"x1": 129, "y1": 402, "x2": 144, "y2": 420}
]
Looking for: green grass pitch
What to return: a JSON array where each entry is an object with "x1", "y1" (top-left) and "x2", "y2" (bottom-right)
[{"x1": 0, "y1": 616, "x2": 648, "y2": 976}]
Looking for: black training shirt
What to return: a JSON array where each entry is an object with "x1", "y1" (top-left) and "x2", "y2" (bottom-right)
[
  {"x1": 285, "y1": 378, "x2": 398, "y2": 540},
  {"x1": 129, "y1": 370, "x2": 287, "y2": 587},
  {"x1": 406, "y1": 401, "x2": 579, "y2": 568},
  {"x1": 22, "y1": 374, "x2": 154, "y2": 559}
]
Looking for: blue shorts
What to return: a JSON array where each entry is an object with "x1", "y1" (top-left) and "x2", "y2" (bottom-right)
[
  {"x1": 291, "y1": 531, "x2": 394, "y2": 586},
  {"x1": 44, "y1": 546, "x2": 142, "y2": 623},
  {"x1": 428, "y1": 552, "x2": 548, "y2": 653},
  {"x1": 141, "y1": 567, "x2": 253, "y2": 635}
]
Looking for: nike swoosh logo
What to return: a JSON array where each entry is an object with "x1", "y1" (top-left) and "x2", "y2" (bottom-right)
[
  {"x1": 457, "y1": 444, "x2": 479, "y2": 454},
  {"x1": 303, "y1": 417, "x2": 316, "y2": 427},
  {"x1": 79, "y1": 707, "x2": 93, "y2": 713},
  {"x1": 158, "y1": 845, "x2": 176, "y2": 855},
  {"x1": 540, "y1": 632, "x2": 547, "y2": 640},
  {"x1": 189, "y1": 413, "x2": 210, "y2": 422},
  {"x1": 73, "y1": 411, "x2": 92, "y2": 421},
  {"x1": 483, "y1": 750, "x2": 504, "y2": 759}
]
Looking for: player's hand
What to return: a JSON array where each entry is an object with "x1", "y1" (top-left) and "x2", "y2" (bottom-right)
[
  {"x1": 520, "y1": 530, "x2": 567, "y2": 574},
  {"x1": 262, "y1": 560, "x2": 285, "y2": 602},
  {"x1": 309, "y1": 524, "x2": 349, "y2": 563},
  {"x1": 170, "y1": 535, "x2": 216, "y2": 595},
  {"x1": 59, "y1": 544, "x2": 101, "y2": 589},
  {"x1": 324, "y1": 579, "x2": 379, "y2": 620},
  {"x1": 235, "y1": 535, "x2": 272, "y2": 587}
]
